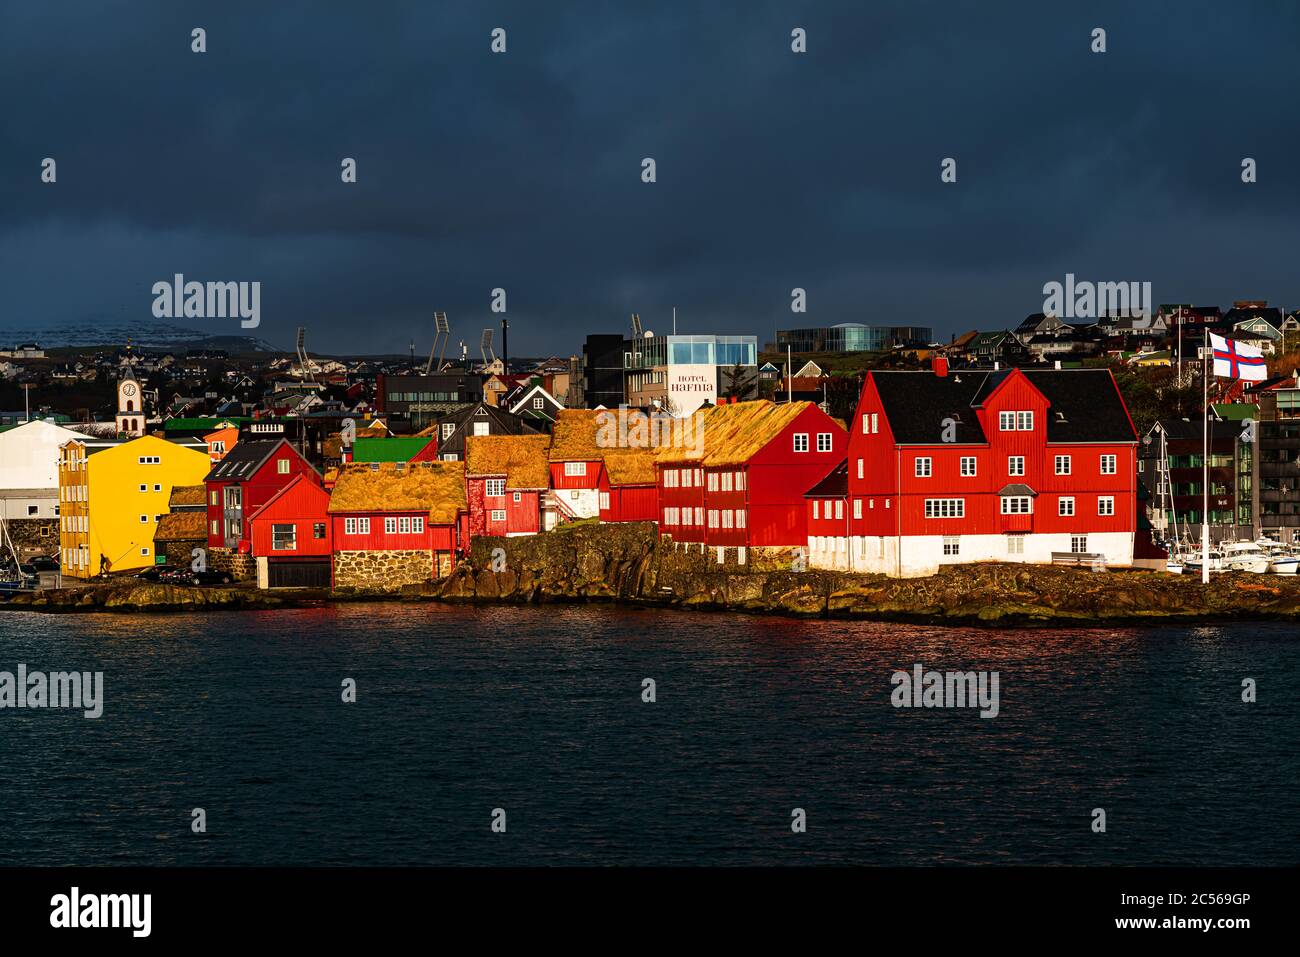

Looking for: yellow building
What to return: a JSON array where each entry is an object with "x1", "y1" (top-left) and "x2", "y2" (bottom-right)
[{"x1": 58, "y1": 434, "x2": 212, "y2": 578}]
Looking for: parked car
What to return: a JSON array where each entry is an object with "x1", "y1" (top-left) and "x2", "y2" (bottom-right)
[
  {"x1": 28, "y1": 556, "x2": 60, "y2": 572},
  {"x1": 135, "y1": 565, "x2": 180, "y2": 582},
  {"x1": 181, "y1": 570, "x2": 234, "y2": 587}
]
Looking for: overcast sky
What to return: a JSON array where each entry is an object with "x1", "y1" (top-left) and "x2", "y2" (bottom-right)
[{"x1": 3, "y1": 1, "x2": 1299, "y2": 356}]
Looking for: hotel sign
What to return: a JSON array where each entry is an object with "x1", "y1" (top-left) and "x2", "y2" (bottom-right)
[{"x1": 667, "y1": 363, "x2": 717, "y2": 414}]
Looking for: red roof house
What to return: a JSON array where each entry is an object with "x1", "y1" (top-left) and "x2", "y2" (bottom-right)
[{"x1": 248, "y1": 474, "x2": 332, "y2": 588}]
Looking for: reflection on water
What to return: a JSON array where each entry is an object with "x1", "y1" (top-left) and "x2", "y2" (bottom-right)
[{"x1": 0, "y1": 604, "x2": 1295, "y2": 866}]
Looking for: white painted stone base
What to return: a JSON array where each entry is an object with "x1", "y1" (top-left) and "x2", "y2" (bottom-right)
[{"x1": 809, "y1": 532, "x2": 1135, "y2": 577}]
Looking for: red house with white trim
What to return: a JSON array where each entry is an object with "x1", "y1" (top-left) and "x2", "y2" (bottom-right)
[
  {"x1": 248, "y1": 473, "x2": 332, "y2": 588},
  {"x1": 327, "y1": 461, "x2": 469, "y2": 587},
  {"x1": 598, "y1": 449, "x2": 659, "y2": 523},
  {"x1": 465, "y1": 434, "x2": 551, "y2": 538},
  {"x1": 547, "y1": 409, "x2": 607, "y2": 522},
  {"x1": 204, "y1": 438, "x2": 320, "y2": 554},
  {"x1": 656, "y1": 399, "x2": 847, "y2": 559},
  {"x1": 828, "y1": 364, "x2": 1139, "y2": 576}
]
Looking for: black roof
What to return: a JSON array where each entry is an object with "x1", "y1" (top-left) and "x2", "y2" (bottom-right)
[
  {"x1": 870, "y1": 369, "x2": 1136, "y2": 445},
  {"x1": 204, "y1": 438, "x2": 290, "y2": 482},
  {"x1": 1150, "y1": 418, "x2": 1243, "y2": 443},
  {"x1": 434, "y1": 402, "x2": 539, "y2": 456},
  {"x1": 803, "y1": 460, "x2": 848, "y2": 498},
  {"x1": 998, "y1": 483, "x2": 1038, "y2": 497},
  {"x1": 873, "y1": 372, "x2": 989, "y2": 444}
]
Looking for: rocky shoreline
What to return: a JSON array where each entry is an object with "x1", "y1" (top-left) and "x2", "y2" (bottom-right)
[{"x1": 6, "y1": 523, "x2": 1300, "y2": 627}]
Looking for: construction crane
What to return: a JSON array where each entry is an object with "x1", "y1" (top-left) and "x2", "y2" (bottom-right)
[
  {"x1": 295, "y1": 327, "x2": 317, "y2": 384},
  {"x1": 424, "y1": 312, "x2": 451, "y2": 375},
  {"x1": 480, "y1": 328, "x2": 496, "y2": 368}
]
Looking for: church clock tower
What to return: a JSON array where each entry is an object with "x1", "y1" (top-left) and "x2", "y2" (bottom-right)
[{"x1": 115, "y1": 359, "x2": 145, "y2": 438}]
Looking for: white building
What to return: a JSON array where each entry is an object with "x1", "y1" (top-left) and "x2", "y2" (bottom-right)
[{"x1": 0, "y1": 419, "x2": 88, "y2": 520}]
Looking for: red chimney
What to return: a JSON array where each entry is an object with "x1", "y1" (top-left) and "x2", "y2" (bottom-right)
[{"x1": 932, "y1": 356, "x2": 949, "y2": 377}]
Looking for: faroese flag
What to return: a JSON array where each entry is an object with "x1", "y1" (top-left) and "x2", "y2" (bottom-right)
[{"x1": 1209, "y1": 332, "x2": 1267, "y2": 381}]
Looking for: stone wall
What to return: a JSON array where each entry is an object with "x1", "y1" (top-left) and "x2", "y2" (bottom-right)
[
  {"x1": 333, "y1": 549, "x2": 432, "y2": 592},
  {"x1": 160, "y1": 538, "x2": 205, "y2": 568},
  {"x1": 207, "y1": 546, "x2": 258, "y2": 582},
  {"x1": 8, "y1": 518, "x2": 58, "y2": 557}
]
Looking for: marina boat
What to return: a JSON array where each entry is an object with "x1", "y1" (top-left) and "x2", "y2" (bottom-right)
[
  {"x1": 1183, "y1": 549, "x2": 1225, "y2": 575},
  {"x1": 1255, "y1": 540, "x2": 1300, "y2": 575},
  {"x1": 1219, "y1": 541, "x2": 1271, "y2": 574}
]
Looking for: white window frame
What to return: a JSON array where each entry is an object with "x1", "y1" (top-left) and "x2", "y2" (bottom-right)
[
  {"x1": 1059, "y1": 497, "x2": 1075, "y2": 517},
  {"x1": 915, "y1": 456, "x2": 932, "y2": 478},
  {"x1": 272, "y1": 523, "x2": 297, "y2": 551},
  {"x1": 1100, "y1": 454, "x2": 1117, "y2": 475},
  {"x1": 793, "y1": 433, "x2": 809, "y2": 453},
  {"x1": 960, "y1": 456, "x2": 976, "y2": 477},
  {"x1": 564, "y1": 461, "x2": 587, "y2": 477},
  {"x1": 816, "y1": 432, "x2": 832, "y2": 452},
  {"x1": 1008, "y1": 456, "x2": 1025, "y2": 477},
  {"x1": 923, "y1": 498, "x2": 964, "y2": 519},
  {"x1": 1098, "y1": 496, "x2": 1115, "y2": 516},
  {"x1": 1055, "y1": 455, "x2": 1071, "y2": 476},
  {"x1": 1000, "y1": 496, "x2": 1032, "y2": 515}
]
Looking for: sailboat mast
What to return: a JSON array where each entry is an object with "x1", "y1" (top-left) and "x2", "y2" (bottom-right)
[{"x1": 1201, "y1": 327, "x2": 1210, "y2": 584}]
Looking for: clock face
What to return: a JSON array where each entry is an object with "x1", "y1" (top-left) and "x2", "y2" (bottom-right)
[{"x1": 122, "y1": 383, "x2": 137, "y2": 397}]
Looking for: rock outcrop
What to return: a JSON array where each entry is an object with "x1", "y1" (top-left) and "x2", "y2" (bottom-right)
[
  {"x1": 436, "y1": 522, "x2": 1300, "y2": 626},
  {"x1": 11, "y1": 522, "x2": 1300, "y2": 625}
]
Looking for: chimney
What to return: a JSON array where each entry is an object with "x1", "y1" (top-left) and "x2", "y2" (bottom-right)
[{"x1": 932, "y1": 356, "x2": 949, "y2": 377}]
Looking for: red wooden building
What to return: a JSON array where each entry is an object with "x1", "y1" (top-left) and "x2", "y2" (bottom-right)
[
  {"x1": 465, "y1": 434, "x2": 551, "y2": 538},
  {"x1": 204, "y1": 438, "x2": 320, "y2": 553},
  {"x1": 598, "y1": 449, "x2": 659, "y2": 523},
  {"x1": 247, "y1": 474, "x2": 332, "y2": 588},
  {"x1": 827, "y1": 363, "x2": 1138, "y2": 575},
  {"x1": 547, "y1": 409, "x2": 607, "y2": 521},
  {"x1": 804, "y1": 460, "x2": 850, "y2": 568},
  {"x1": 327, "y1": 461, "x2": 469, "y2": 587},
  {"x1": 656, "y1": 399, "x2": 847, "y2": 558}
]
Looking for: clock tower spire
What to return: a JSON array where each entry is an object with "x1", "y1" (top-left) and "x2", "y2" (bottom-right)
[{"x1": 115, "y1": 340, "x2": 145, "y2": 437}]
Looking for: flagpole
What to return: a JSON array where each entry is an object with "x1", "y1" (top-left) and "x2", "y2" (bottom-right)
[{"x1": 1202, "y1": 327, "x2": 1210, "y2": 585}]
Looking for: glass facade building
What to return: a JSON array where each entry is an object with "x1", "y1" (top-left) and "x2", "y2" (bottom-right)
[
  {"x1": 624, "y1": 335, "x2": 757, "y2": 370},
  {"x1": 774, "y1": 324, "x2": 934, "y2": 354}
]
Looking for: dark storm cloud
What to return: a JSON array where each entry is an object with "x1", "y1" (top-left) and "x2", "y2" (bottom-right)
[{"x1": 2, "y1": 1, "x2": 1300, "y2": 354}]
